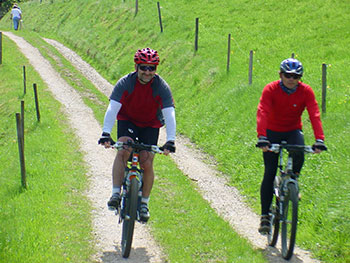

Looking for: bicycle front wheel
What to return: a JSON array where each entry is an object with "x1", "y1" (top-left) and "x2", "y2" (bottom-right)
[
  {"x1": 281, "y1": 183, "x2": 299, "y2": 260},
  {"x1": 268, "y1": 195, "x2": 280, "y2": 247},
  {"x1": 121, "y1": 177, "x2": 139, "y2": 258}
]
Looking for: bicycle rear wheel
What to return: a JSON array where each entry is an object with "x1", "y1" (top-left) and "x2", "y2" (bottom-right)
[
  {"x1": 268, "y1": 195, "x2": 280, "y2": 247},
  {"x1": 121, "y1": 177, "x2": 139, "y2": 258},
  {"x1": 281, "y1": 183, "x2": 299, "y2": 260}
]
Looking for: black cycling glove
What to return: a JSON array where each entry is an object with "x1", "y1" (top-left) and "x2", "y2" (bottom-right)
[
  {"x1": 98, "y1": 132, "x2": 115, "y2": 145},
  {"x1": 256, "y1": 136, "x2": 271, "y2": 148},
  {"x1": 160, "y1": 141, "x2": 176, "y2": 153},
  {"x1": 312, "y1": 139, "x2": 327, "y2": 151}
]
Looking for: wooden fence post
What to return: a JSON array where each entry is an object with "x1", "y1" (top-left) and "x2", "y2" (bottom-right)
[
  {"x1": 16, "y1": 113, "x2": 26, "y2": 189},
  {"x1": 249, "y1": 50, "x2": 253, "y2": 85},
  {"x1": 322, "y1": 63, "x2": 327, "y2": 114},
  {"x1": 33, "y1": 83, "x2": 41, "y2": 122},
  {"x1": 135, "y1": 0, "x2": 138, "y2": 16},
  {"x1": 21, "y1": 100, "x2": 24, "y2": 147},
  {"x1": 157, "y1": 2, "x2": 163, "y2": 33},
  {"x1": 226, "y1": 34, "x2": 231, "y2": 72},
  {"x1": 23, "y1": 66, "x2": 26, "y2": 95},
  {"x1": 0, "y1": 32, "x2": 2, "y2": 65},
  {"x1": 195, "y1": 18, "x2": 199, "y2": 52}
]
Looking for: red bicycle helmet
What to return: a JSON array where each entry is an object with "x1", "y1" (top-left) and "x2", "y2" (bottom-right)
[{"x1": 134, "y1": 48, "x2": 160, "y2": 65}]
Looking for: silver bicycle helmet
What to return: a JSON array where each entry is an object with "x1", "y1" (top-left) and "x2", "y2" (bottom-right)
[{"x1": 280, "y1": 58, "x2": 303, "y2": 76}]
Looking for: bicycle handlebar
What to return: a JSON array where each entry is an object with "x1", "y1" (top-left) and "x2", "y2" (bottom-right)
[
  {"x1": 111, "y1": 141, "x2": 163, "y2": 154},
  {"x1": 269, "y1": 143, "x2": 314, "y2": 154}
]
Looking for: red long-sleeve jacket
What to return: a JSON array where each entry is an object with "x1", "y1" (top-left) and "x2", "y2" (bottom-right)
[{"x1": 257, "y1": 80, "x2": 325, "y2": 140}]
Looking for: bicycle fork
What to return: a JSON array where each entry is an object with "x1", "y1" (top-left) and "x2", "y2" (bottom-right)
[{"x1": 120, "y1": 153, "x2": 143, "y2": 222}]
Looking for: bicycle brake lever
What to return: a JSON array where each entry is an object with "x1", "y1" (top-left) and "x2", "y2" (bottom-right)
[
  {"x1": 152, "y1": 145, "x2": 163, "y2": 154},
  {"x1": 269, "y1": 144, "x2": 280, "y2": 153},
  {"x1": 111, "y1": 141, "x2": 124, "y2": 150}
]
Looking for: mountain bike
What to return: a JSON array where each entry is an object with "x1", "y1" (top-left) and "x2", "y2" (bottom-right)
[
  {"x1": 112, "y1": 140, "x2": 163, "y2": 258},
  {"x1": 267, "y1": 141, "x2": 314, "y2": 260}
]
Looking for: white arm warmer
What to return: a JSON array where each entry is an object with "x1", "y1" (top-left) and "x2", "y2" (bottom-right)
[
  {"x1": 162, "y1": 107, "x2": 176, "y2": 142},
  {"x1": 102, "y1": 100, "x2": 122, "y2": 134}
]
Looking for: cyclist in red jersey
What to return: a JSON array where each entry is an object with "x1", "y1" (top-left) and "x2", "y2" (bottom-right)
[
  {"x1": 98, "y1": 48, "x2": 176, "y2": 222},
  {"x1": 256, "y1": 58, "x2": 327, "y2": 234}
]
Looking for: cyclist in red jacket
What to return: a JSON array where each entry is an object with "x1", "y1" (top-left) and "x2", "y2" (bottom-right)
[
  {"x1": 256, "y1": 58, "x2": 327, "y2": 234},
  {"x1": 98, "y1": 48, "x2": 176, "y2": 222}
]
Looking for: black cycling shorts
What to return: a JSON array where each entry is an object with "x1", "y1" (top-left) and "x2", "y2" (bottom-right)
[{"x1": 117, "y1": 120, "x2": 159, "y2": 145}]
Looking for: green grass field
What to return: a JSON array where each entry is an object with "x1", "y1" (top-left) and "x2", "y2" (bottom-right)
[{"x1": 1, "y1": 0, "x2": 350, "y2": 262}]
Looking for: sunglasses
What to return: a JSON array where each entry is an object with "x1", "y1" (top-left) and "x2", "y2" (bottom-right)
[
  {"x1": 139, "y1": 65, "x2": 157, "y2": 71},
  {"x1": 283, "y1": 73, "x2": 301, "y2": 79}
]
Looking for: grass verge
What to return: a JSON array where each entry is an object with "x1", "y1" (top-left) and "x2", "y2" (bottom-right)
[{"x1": 0, "y1": 34, "x2": 95, "y2": 263}]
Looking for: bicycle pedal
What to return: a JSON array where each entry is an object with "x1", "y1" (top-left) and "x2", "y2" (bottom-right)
[
  {"x1": 259, "y1": 230, "x2": 268, "y2": 236},
  {"x1": 108, "y1": 206, "x2": 117, "y2": 211}
]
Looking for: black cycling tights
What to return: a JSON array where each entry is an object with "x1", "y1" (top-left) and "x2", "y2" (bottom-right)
[{"x1": 260, "y1": 129, "x2": 305, "y2": 215}]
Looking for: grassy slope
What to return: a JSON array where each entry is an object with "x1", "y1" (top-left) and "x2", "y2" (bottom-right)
[{"x1": 1, "y1": 0, "x2": 350, "y2": 261}]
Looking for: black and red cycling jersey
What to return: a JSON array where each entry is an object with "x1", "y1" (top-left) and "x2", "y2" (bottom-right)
[{"x1": 110, "y1": 72, "x2": 174, "y2": 128}]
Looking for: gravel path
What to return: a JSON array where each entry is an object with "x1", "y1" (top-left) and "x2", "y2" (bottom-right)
[
  {"x1": 5, "y1": 32, "x2": 164, "y2": 263},
  {"x1": 5, "y1": 32, "x2": 321, "y2": 263}
]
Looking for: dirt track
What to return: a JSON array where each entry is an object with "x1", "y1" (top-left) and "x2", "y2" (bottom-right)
[{"x1": 4, "y1": 32, "x2": 321, "y2": 263}]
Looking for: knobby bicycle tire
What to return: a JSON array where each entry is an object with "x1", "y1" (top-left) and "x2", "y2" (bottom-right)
[
  {"x1": 121, "y1": 177, "x2": 139, "y2": 258},
  {"x1": 281, "y1": 183, "x2": 299, "y2": 260},
  {"x1": 268, "y1": 195, "x2": 280, "y2": 247}
]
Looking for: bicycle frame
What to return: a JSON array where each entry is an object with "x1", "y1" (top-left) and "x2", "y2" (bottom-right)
[
  {"x1": 268, "y1": 141, "x2": 314, "y2": 260},
  {"x1": 122, "y1": 151, "x2": 143, "y2": 220},
  {"x1": 111, "y1": 140, "x2": 163, "y2": 258},
  {"x1": 113, "y1": 141, "x2": 163, "y2": 220},
  {"x1": 275, "y1": 146, "x2": 299, "y2": 201},
  {"x1": 271, "y1": 142, "x2": 314, "y2": 198},
  {"x1": 128, "y1": 151, "x2": 143, "y2": 190}
]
